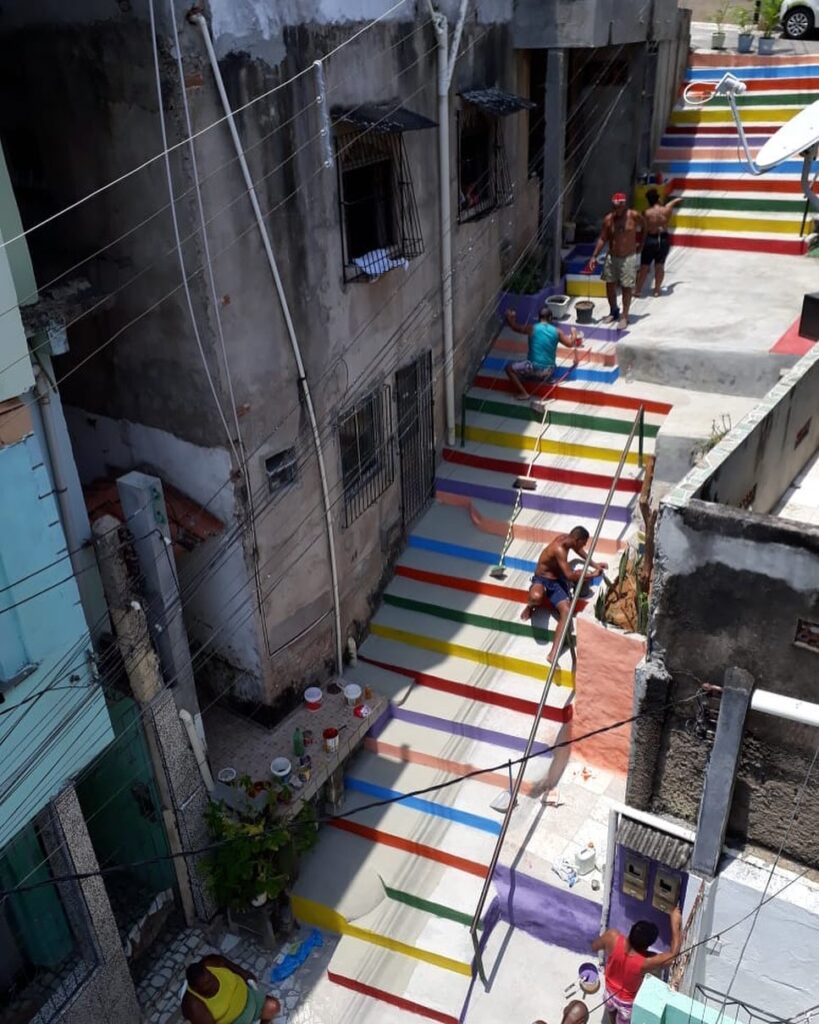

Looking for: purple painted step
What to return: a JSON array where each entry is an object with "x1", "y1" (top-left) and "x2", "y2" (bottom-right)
[
  {"x1": 435, "y1": 477, "x2": 631, "y2": 523},
  {"x1": 391, "y1": 705, "x2": 552, "y2": 757},
  {"x1": 493, "y1": 865, "x2": 602, "y2": 954}
]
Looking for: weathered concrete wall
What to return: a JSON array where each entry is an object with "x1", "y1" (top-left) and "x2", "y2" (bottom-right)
[
  {"x1": 694, "y1": 348, "x2": 819, "y2": 514},
  {"x1": 692, "y1": 855, "x2": 819, "y2": 1018},
  {"x1": 0, "y1": 4, "x2": 535, "y2": 704},
  {"x1": 512, "y1": 0, "x2": 680, "y2": 50},
  {"x1": 628, "y1": 352, "x2": 819, "y2": 866},
  {"x1": 43, "y1": 786, "x2": 141, "y2": 1024}
]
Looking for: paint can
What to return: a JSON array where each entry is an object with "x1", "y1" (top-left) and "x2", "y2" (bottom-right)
[
  {"x1": 578, "y1": 963, "x2": 600, "y2": 994},
  {"x1": 575, "y1": 846, "x2": 597, "y2": 875},
  {"x1": 298, "y1": 755, "x2": 312, "y2": 783},
  {"x1": 323, "y1": 727, "x2": 339, "y2": 753},
  {"x1": 343, "y1": 683, "x2": 362, "y2": 707}
]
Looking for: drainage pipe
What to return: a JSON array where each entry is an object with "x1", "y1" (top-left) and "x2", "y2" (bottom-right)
[
  {"x1": 190, "y1": 13, "x2": 343, "y2": 675},
  {"x1": 429, "y1": 0, "x2": 467, "y2": 447},
  {"x1": 180, "y1": 708, "x2": 214, "y2": 792},
  {"x1": 431, "y1": 12, "x2": 456, "y2": 446},
  {"x1": 750, "y1": 688, "x2": 819, "y2": 728}
]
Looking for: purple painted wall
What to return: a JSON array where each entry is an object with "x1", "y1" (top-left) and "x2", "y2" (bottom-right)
[{"x1": 607, "y1": 844, "x2": 689, "y2": 952}]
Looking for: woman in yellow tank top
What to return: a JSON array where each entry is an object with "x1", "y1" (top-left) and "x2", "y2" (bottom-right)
[{"x1": 181, "y1": 955, "x2": 281, "y2": 1024}]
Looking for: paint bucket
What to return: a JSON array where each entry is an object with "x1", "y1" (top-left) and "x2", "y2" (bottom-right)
[
  {"x1": 323, "y1": 727, "x2": 339, "y2": 753},
  {"x1": 304, "y1": 687, "x2": 323, "y2": 710},
  {"x1": 217, "y1": 767, "x2": 237, "y2": 784},
  {"x1": 575, "y1": 300, "x2": 594, "y2": 324},
  {"x1": 343, "y1": 683, "x2": 362, "y2": 707},
  {"x1": 575, "y1": 846, "x2": 597, "y2": 875},
  {"x1": 270, "y1": 757, "x2": 292, "y2": 783},
  {"x1": 578, "y1": 962, "x2": 600, "y2": 994},
  {"x1": 546, "y1": 295, "x2": 572, "y2": 320}
]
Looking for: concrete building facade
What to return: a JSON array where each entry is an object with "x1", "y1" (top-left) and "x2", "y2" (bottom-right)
[
  {"x1": 628, "y1": 346, "x2": 819, "y2": 867},
  {"x1": 0, "y1": 0, "x2": 688, "y2": 717}
]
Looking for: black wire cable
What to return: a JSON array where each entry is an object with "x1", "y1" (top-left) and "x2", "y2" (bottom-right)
[{"x1": 0, "y1": 689, "x2": 701, "y2": 899}]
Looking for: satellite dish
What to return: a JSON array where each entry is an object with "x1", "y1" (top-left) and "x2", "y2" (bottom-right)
[{"x1": 755, "y1": 98, "x2": 819, "y2": 171}]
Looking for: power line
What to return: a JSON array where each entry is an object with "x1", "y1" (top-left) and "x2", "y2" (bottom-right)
[
  {"x1": 0, "y1": 0, "x2": 414, "y2": 254},
  {"x1": 0, "y1": 689, "x2": 701, "y2": 898},
  {"x1": 0, "y1": 64, "x2": 634, "y2": 819},
  {"x1": 0, "y1": 37, "x2": 645, "y2": 865}
]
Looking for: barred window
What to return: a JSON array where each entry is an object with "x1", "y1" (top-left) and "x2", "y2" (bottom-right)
[
  {"x1": 457, "y1": 87, "x2": 536, "y2": 224},
  {"x1": 339, "y1": 386, "x2": 394, "y2": 527},
  {"x1": 333, "y1": 103, "x2": 435, "y2": 283}
]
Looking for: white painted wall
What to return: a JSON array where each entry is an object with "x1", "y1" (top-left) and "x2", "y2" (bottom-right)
[
  {"x1": 694, "y1": 855, "x2": 819, "y2": 1019},
  {"x1": 64, "y1": 407, "x2": 261, "y2": 677}
]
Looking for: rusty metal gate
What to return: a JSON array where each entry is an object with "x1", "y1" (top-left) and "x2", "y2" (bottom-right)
[{"x1": 395, "y1": 350, "x2": 435, "y2": 529}]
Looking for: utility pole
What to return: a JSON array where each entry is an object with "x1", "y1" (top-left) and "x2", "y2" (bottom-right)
[{"x1": 93, "y1": 514, "x2": 203, "y2": 923}]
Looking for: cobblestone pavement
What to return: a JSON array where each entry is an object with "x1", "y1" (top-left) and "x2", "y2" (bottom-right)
[{"x1": 135, "y1": 921, "x2": 338, "y2": 1024}]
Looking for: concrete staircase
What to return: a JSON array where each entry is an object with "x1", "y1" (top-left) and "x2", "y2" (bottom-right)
[
  {"x1": 291, "y1": 328, "x2": 672, "y2": 1023},
  {"x1": 660, "y1": 52, "x2": 819, "y2": 256}
]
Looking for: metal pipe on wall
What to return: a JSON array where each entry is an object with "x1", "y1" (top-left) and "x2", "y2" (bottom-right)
[{"x1": 190, "y1": 13, "x2": 343, "y2": 675}]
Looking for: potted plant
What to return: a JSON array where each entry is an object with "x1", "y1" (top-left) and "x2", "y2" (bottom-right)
[
  {"x1": 735, "y1": 6, "x2": 754, "y2": 51},
  {"x1": 201, "y1": 796, "x2": 319, "y2": 917},
  {"x1": 497, "y1": 249, "x2": 566, "y2": 325},
  {"x1": 757, "y1": 0, "x2": 780, "y2": 53},
  {"x1": 712, "y1": 1, "x2": 731, "y2": 48}
]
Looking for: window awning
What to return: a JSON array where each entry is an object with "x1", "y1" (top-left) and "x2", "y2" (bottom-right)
[
  {"x1": 332, "y1": 103, "x2": 437, "y2": 134},
  {"x1": 459, "y1": 87, "x2": 536, "y2": 116}
]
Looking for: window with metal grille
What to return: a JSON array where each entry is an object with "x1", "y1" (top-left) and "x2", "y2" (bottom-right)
[
  {"x1": 264, "y1": 448, "x2": 298, "y2": 494},
  {"x1": 338, "y1": 386, "x2": 394, "y2": 527},
  {"x1": 457, "y1": 88, "x2": 534, "y2": 224},
  {"x1": 334, "y1": 109, "x2": 429, "y2": 283}
]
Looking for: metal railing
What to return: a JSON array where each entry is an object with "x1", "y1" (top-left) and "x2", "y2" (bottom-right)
[{"x1": 469, "y1": 404, "x2": 646, "y2": 984}]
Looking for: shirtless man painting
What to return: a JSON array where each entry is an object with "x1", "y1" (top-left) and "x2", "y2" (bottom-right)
[
  {"x1": 636, "y1": 188, "x2": 683, "y2": 298},
  {"x1": 585, "y1": 193, "x2": 644, "y2": 331},
  {"x1": 522, "y1": 526, "x2": 608, "y2": 663}
]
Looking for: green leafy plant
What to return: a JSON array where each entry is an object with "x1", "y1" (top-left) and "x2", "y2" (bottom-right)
[
  {"x1": 734, "y1": 5, "x2": 752, "y2": 31},
  {"x1": 713, "y1": 0, "x2": 732, "y2": 30},
  {"x1": 201, "y1": 796, "x2": 318, "y2": 911},
  {"x1": 505, "y1": 252, "x2": 546, "y2": 295},
  {"x1": 757, "y1": 0, "x2": 780, "y2": 36}
]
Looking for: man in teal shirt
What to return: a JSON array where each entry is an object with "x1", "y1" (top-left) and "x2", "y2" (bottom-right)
[{"x1": 504, "y1": 306, "x2": 582, "y2": 412}]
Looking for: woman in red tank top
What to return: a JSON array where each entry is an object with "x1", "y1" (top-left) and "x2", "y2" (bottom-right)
[{"x1": 591, "y1": 908, "x2": 682, "y2": 1024}]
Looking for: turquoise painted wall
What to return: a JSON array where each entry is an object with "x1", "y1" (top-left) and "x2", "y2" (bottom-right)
[
  {"x1": 634, "y1": 976, "x2": 742, "y2": 1024},
  {"x1": 0, "y1": 430, "x2": 113, "y2": 851}
]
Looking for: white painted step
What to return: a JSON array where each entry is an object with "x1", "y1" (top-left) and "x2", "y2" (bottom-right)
[
  {"x1": 368, "y1": 603, "x2": 574, "y2": 676},
  {"x1": 466, "y1": 385, "x2": 667, "y2": 431},
  {"x1": 451, "y1": 493, "x2": 633, "y2": 545},
  {"x1": 464, "y1": 408, "x2": 658, "y2": 456},
  {"x1": 367, "y1": 715, "x2": 558, "y2": 791},
  {"x1": 328, "y1": 934, "x2": 472, "y2": 1023},
  {"x1": 357, "y1": 632, "x2": 573, "y2": 707},
  {"x1": 394, "y1": 544, "x2": 552, "y2": 597},
  {"x1": 435, "y1": 458, "x2": 637, "y2": 511},
  {"x1": 352, "y1": 899, "x2": 473, "y2": 968}
]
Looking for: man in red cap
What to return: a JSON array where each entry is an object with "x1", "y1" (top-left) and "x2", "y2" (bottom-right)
[{"x1": 585, "y1": 193, "x2": 644, "y2": 330}]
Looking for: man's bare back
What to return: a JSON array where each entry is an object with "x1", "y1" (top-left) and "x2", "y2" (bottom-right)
[
  {"x1": 534, "y1": 534, "x2": 576, "y2": 581},
  {"x1": 602, "y1": 209, "x2": 643, "y2": 257},
  {"x1": 643, "y1": 202, "x2": 673, "y2": 233}
]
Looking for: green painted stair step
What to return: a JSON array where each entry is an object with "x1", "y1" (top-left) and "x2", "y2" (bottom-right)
[
  {"x1": 382, "y1": 591, "x2": 565, "y2": 646},
  {"x1": 679, "y1": 196, "x2": 810, "y2": 214},
  {"x1": 463, "y1": 395, "x2": 661, "y2": 437}
]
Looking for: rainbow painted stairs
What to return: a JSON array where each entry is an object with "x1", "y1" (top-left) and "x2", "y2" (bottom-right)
[
  {"x1": 292, "y1": 327, "x2": 672, "y2": 1023},
  {"x1": 661, "y1": 51, "x2": 819, "y2": 256}
]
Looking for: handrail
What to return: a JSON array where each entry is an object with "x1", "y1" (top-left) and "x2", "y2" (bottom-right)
[{"x1": 469, "y1": 404, "x2": 647, "y2": 985}]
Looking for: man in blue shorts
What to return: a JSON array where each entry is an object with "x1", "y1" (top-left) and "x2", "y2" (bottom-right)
[
  {"x1": 522, "y1": 526, "x2": 608, "y2": 663},
  {"x1": 504, "y1": 306, "x2": 582, "y2": 413}
]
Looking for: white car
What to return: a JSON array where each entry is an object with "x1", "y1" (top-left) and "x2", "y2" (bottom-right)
[{"x1": 780, "y1": 0, "x2": 818, "y2": 38}]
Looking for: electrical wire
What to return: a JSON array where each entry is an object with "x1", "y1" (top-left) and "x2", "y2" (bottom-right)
[
  {"x1": 0, "y1": 0, "x2": 414, "y2": 254},
  {"x1": 0, "y1": 688, "x2": 702, "y2": 898},
  {"x1": 1, "y1": 34, "x2": 651, "y2": 864},
  {"x1": 0, "y1": 68, "x2": 634, "y2": 811}
]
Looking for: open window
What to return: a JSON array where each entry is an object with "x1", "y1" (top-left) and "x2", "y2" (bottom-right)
[
  {"x1": 457, "y1": 87, "x2": 535, "y2": 223},
  {"x1": 338, "y1": 385, "x2": 395, "y2": 526},
  {"x1": 333, "y1": 103, "x2": 435, "y2": 283}
]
